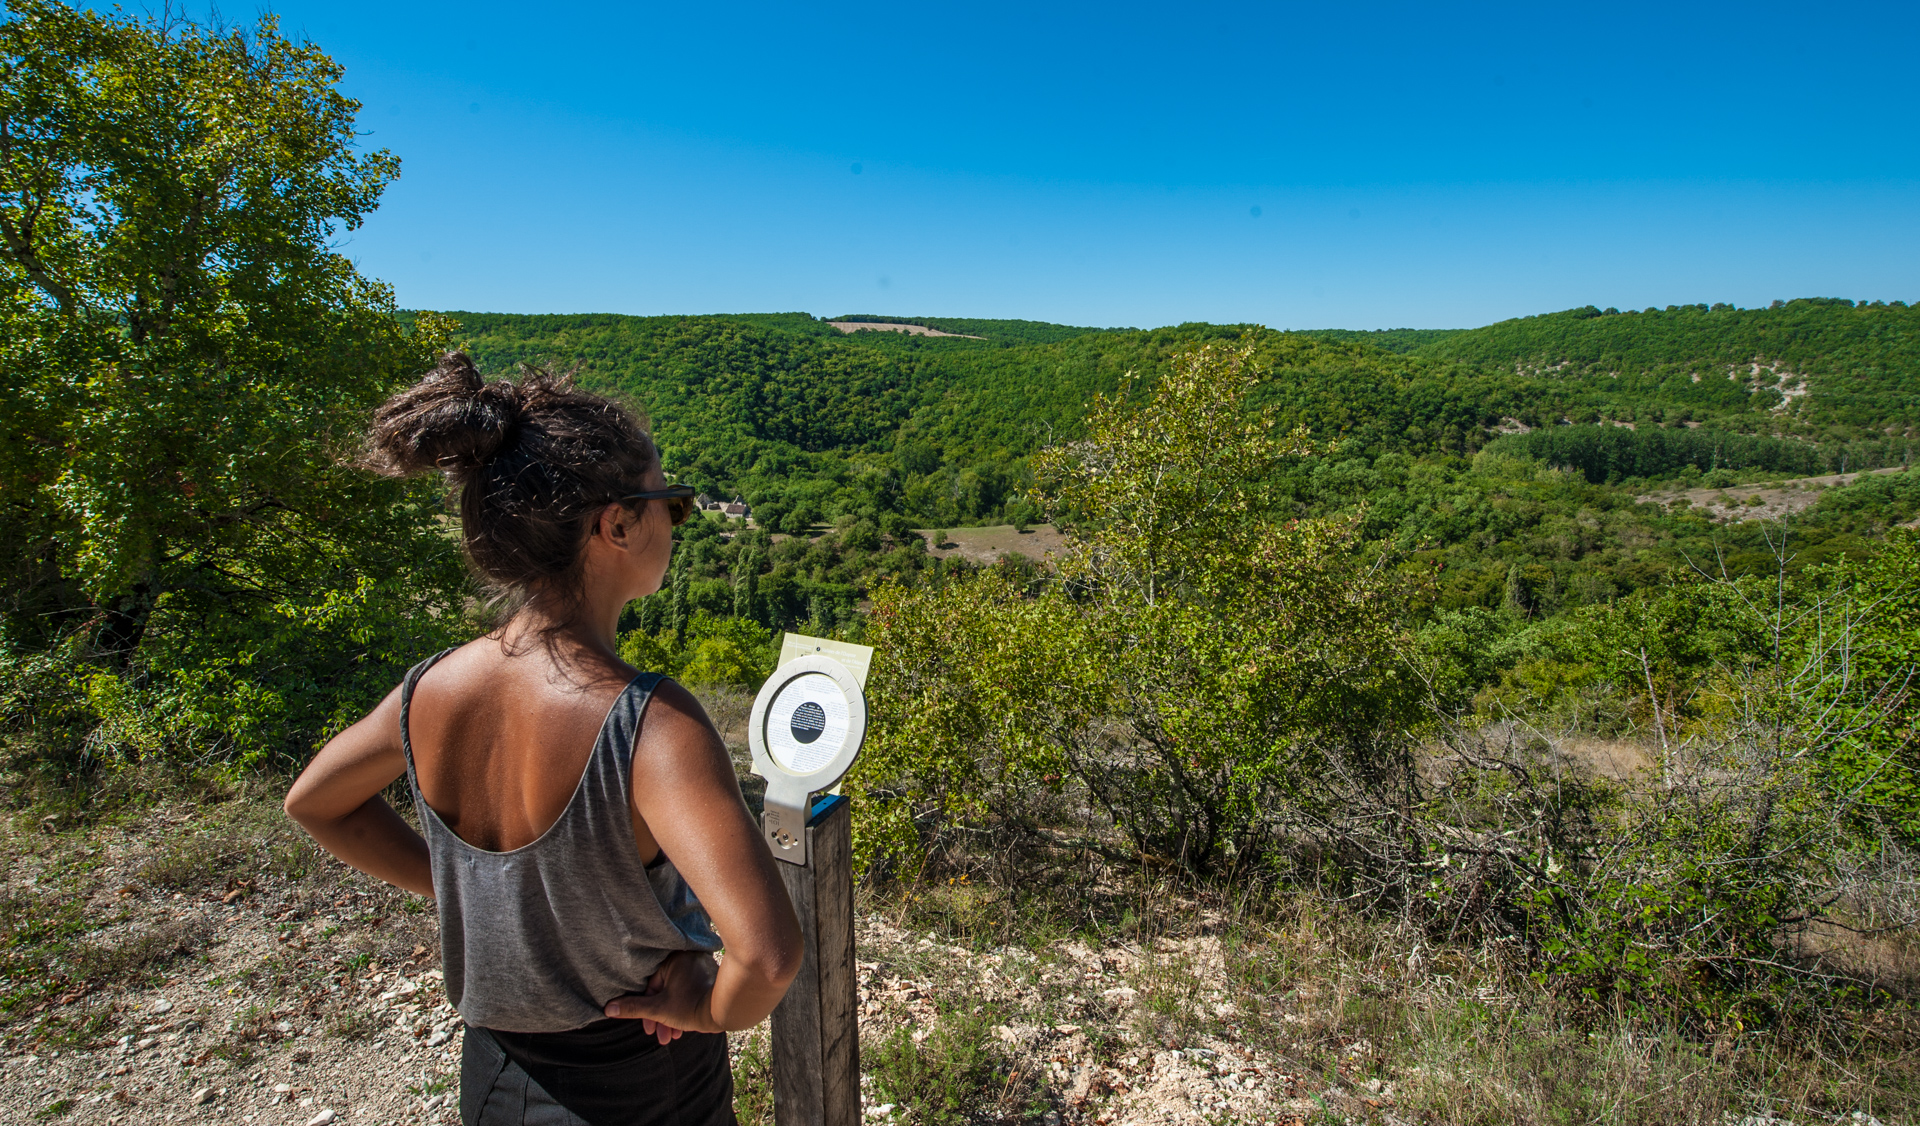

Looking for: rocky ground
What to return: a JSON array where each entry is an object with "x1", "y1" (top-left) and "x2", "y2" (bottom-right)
[
  {"x1": 842, "y1": 917, "x2": 1353, "y2": 1126},
  {"x1": 0, "y1": 791, "x2": 1356, "y2": 1126},
  {"x1": 5, "y1": 785, "x2": 1911, "y2": 1126}
]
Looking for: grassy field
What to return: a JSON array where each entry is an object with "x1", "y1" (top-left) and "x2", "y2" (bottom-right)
[{"x1": 920, "y1": 524, "x2": 1069, "y2": 567}]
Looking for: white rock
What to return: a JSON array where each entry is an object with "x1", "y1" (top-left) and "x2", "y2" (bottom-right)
[
  {"x1": 150, "y1": 999, "x2": 174, "y2": 1014},
  {"x1": 190, "y1": 1087, "x2": 214, "y2": 1105},
  {"x1": 273, "y1": 1083, "x2": 293, "y2": 1094},
  {"x1": 307, "y1": 1110, "x2": 336, "y2": 1126},
  {"x1": 425, "y1": 1031, "x2": 449, "y2": 1048}
]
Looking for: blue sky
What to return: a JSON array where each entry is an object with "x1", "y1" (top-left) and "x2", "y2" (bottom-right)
[{"x1": 214, "y1": 1, "x2": 1920, "y2": 328}]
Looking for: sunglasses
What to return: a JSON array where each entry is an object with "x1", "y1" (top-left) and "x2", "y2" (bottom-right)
[{"x1": 621, "y1": 484, "x2": 698, "y2": 527}]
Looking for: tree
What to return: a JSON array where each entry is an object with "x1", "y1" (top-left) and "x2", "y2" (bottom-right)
[
  {"x1": 670, "y1": 564, "x2": 691, "y2": 649},
  {"x1": 860, "y1": 342, "x2": 1422, "y2": 876},
  {"x1": 732, "y1": 548, "x2": 761, "y2": 621},
  {"x1": 0, "y1": 1, "x2": 459, "y2": 770}
]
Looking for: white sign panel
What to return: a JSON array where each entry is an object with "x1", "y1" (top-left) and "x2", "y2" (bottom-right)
[
  {"x1": 764, "y1": 672, "x2": 853, "y2": 775},
  {"x1": 748, "y1": 652, "x2": 869, "y2": 865}
]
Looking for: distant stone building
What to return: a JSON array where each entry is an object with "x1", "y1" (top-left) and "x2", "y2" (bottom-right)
[
  {"x1": 721, "y1": 499, "x2": 750, "y2": 519},
  {"x1": 695, "y1": 493, "x2": 721, "y2": 511}
]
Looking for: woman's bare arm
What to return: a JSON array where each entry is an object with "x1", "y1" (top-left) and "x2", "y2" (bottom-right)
[
  {"x1": 604, "y1": 679, "x2": 802, "y2": 1033},
  {"x1": 284, "y1": 685, "x2": 434, "y2": 898}
]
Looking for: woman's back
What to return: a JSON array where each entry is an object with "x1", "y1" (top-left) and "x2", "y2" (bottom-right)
[
  {"x1": 407, "y1": 639, "x2": 656, "y2": 857},
  {"x1": 398, "y1": 643, "x2": 719, "y2": 1034}
]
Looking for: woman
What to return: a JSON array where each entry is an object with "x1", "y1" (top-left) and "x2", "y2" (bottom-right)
[{"x1": 285, "y1": 355, "x2": 801, "y2": 1126}]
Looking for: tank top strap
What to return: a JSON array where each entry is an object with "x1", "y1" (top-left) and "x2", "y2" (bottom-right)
[
  {"x1": 398, "y1": 646, "x2": 459, "y2": 773},
  {"x1": 557, "y1": 671, "x2": 669, "y2": 877},
  {"x1": 592, "y1": 671, "x2": 668, "y2": 788}
]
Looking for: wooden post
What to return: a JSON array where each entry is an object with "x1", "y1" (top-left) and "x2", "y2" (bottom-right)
[{"x1": 770, "y1": 794, "x2": 858, "y2": 1126}]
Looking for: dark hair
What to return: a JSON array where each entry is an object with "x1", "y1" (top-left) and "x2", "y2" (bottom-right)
[{"x1": 366, "y1": 352, "x2": 658, "y2": 615}]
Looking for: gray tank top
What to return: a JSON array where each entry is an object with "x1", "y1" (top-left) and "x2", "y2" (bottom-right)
[{"x1": 400, "y1": 649, "x2": 721, "y2": 1033}]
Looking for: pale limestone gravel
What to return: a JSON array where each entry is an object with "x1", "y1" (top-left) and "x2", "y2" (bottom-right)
[
  {"x1": 2, "y1": 979, "x2": 465, "y2": 1126},
  {"x1": 4, "y1": 812, "x2": 1348, "y2": 1126},
  {"x1": 6, "y1": 908, "x2": 1342, "y2": 1126}
]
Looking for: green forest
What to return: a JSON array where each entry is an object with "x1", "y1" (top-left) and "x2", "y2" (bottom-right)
[
  {"x1": 436, "y1": 297, "x2": 1920, "y2": 650},
  {"x1": 2, "y1": 1, "x2": 1918, "y2": 1118}
]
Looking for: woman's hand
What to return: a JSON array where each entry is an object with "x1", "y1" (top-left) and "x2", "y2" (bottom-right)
[{"x1": 604, "y1": 950, "x2": 720, "y2": 1041}]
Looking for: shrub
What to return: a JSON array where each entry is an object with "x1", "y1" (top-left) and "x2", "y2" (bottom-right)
[
  {"x1": 865, "y1": 1004, "x2": 1013, "y2": 1125},
  {"x1": 617, "y1": 611, "x2": 777, "y2": 689}
]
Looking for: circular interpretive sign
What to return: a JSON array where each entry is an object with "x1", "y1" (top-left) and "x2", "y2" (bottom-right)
[
  {"x1": 764, "y1": 672, "x2": 852, "y2": 774},
  {"x1": 749, "y1": 655, "x2": 868, "y2": 797}
]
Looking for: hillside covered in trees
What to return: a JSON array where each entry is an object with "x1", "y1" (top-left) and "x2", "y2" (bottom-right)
[
  {"x1": 434, "y1": 298, "x2": 1920, "y2": 643},
  {"x1": 451, "y1": 298, "x2": 1918, "y2": 524},
  {"x1": 1, "y1": 2, "x2": 1915, "y2": 1115}
]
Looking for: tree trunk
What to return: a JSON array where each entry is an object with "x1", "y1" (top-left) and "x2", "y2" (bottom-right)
[{"x1": 93, "y1": 582, "x2": 154, "y2": 668}]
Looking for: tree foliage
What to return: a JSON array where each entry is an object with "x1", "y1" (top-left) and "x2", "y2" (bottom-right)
[
  {"x1": 1413, "y1": 299, "x2": 1920, "y2": 435},
  {"x1": 860, "y1": 341, "x2": 1920, "y2": 1021},
  {"x1": 858, "y1": 343, "x2": 1420, "y2": 876},
  {"x1": 0, "y1": 0, "x2": 460, "y2": 776},
  {"x1": 1485, "y1": 425, "x2": 1832, "y2": 483}
]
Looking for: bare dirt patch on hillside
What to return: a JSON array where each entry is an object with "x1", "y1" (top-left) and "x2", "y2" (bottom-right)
[
  {"x1": 1637, "y1": 465, "x2": 1907, "y2": 523},
  {"x1": 922, "y1": 524, "x2": 1067, "y2": 567},
  {"x1": 828, "y1": 322, "x2": 984, "y2": 339}
]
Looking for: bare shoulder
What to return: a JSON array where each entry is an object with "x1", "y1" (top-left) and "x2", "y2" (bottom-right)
[
  {"x1": 417, "y1": 637, "x2": 631, "y2": 713},
  {"x1": 407, "y1": 638, "x2": 495, "y2": 699},
  {"x1": 638, "y1": 677, "x2": 721, "y2": 744},
  {"x1": 634, "y1": 677, "x2": 731, "y2": 777}
]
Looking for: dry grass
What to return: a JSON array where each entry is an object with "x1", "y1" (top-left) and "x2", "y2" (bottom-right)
[
  {"x1": 1636, "y1": 466, "x2": 1908, "y2": 523},
  {"x1": 920, "y1": 524, "x2": 1068, "y2": 566},
  {"x1": 5, "y1": 762, "x2": 1913, "y2": 1124},
  {"x1": 867, "y1": 866, "x2": 1920, "y2": 1125}
]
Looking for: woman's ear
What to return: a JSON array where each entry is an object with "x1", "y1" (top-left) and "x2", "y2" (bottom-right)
[{"x1": 595, "y1": 502, "x2": 634, "y2": 547}]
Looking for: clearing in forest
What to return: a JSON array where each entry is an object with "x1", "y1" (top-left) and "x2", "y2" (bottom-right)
[{"x1": 827, "y1": 321, "x2": 985, "y2": 339}]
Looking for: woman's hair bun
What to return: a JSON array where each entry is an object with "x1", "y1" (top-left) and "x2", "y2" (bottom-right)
[
  {"x1": 366, "y1": 352, "x2": 524, "y2": 476},
  {"x1": 363, "y1": 349, "x2": 660, "y2": 617}
]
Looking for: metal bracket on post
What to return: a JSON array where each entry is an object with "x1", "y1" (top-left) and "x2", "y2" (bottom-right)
[{"x1": 762, "y1": 777, "x2": 815, "y2": 866}]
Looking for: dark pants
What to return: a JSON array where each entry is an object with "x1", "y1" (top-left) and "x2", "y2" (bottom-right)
[{"x1": 461, "y1": 1022, "x2": 737, "y2": 1126}]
